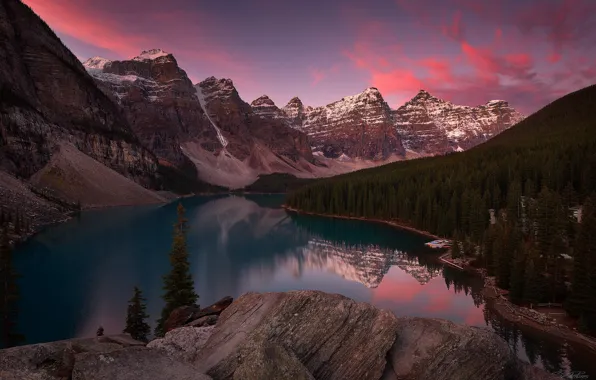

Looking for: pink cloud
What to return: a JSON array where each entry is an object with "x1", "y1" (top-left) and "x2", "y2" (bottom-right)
[
  {"x1": 343, "y1": 2, "x2": 596, "y2": 114},
  {"x1": 21, "y1": 0, "x2": 253, "y2": 81}
]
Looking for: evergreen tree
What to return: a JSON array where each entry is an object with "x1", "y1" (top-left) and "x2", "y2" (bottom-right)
[
  {"x1": 123, "y1": 286, "x2": 151, "y2": 342},
  {"x1": 509, "y1": 243, "x2": 526, "y2": 304},
  {"x1": 155, "y1": 203, "x2": 198, "y2": 337},
  {"x1": 451, "y1": 233, "x2": 462, "y2": 259},
  {"x1": 566, "y1": 196, "x2": 596, "y2": 332},
  {"x1": 0, "y1": 228, "x2": 23, "y2": 348}
]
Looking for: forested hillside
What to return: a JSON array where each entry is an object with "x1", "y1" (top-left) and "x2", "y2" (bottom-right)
[{"x1": 286, "y1": 84, "x2": 596, "y2": 333}]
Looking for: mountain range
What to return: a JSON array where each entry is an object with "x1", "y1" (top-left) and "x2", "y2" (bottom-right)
[
  {"x1": 1, "y1": 0, "x2": 523, "y2": 231},
  {"x1": 82, "y1": 49, "x2": 524, "y2": 187}
]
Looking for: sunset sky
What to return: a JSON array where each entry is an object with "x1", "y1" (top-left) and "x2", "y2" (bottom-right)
[{"x1": 23, "y1": 0, "x2": 596, "y2": 115}]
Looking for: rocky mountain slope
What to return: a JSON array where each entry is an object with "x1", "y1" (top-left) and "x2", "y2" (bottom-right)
[
  {"x1": 393, "y1": 90, "x2": 525, "y2": 155},
  {"x1": 0, "y1": 291, "x2": 560, "y2": 380},
  {"x1": 252, "y1": 89, "x2": 523, "y2": 160},
  {"x1": 0, "y1": 0, "x2": 158, "y2": 186},
  {"x1": 0, "y1": 0, "x2": 168, "y2": 232},
  {"x1": 253, "y1": 88, "x2": 405, "y2": 160},
  {"x1": 83, "y1": 49, "x2": 216, "y2": 177},
  {"x1": 83, "y1": 51, "x2": 318, "y2": 189}
]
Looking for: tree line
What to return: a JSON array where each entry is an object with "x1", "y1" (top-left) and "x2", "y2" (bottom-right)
[{"x1": 286, "y1": 85, "x2": 596, "y2": 334}]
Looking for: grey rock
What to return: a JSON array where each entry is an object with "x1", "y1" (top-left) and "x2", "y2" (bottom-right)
[
  {"x1": 0, "y1": 337, "x2": 124, "y2": 380},
  {"x1": 71, "y1": 346, "x2": 212, "y2": 380},
  {"x1": 380, "y1": 317, "x2": 562, "y2": 380},
  {"x1": 195, "y1": 290, "x2": 398, "y2": 380},
  {"x1": 147, "y1": 326, "x2": 215, "y2": 362},
  {"x1": 99, "y1": 334, "x2": 146, "y2": 347},
  {"x1": 232, "y1": 340, "x2": 314, "y2": 380},
  {"x1": 186, "y1": 315, "x2": 218, "y2": 327}
]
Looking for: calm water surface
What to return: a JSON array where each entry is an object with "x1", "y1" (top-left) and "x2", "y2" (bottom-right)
[{"x1": 13, "y1": 195, "x2": 596, "y2": 378}]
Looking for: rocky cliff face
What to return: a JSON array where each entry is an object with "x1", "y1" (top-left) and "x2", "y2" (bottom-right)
[
  {"x1": 83, "y1": 49, "x2": 217, "y2": 174},
  {"x1": 253, "y1": 89, "x2": 405, "y2": 160},
  {"x1": 188, "y1": 76, "x2": 314, "y2": 187},
  {"x1": 253, "y1": 89, "x2": 523, "y2": 162},
  {"x1": 0, "y1": 0, "x2": 158, "y2": 187},
  {"x1": 393, "y1": 90, "x2": 525, "y2": 155}
]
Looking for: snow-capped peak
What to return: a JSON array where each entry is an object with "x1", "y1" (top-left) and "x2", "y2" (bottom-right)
[
  {"x1": 486, "y1": 99, "x2": 507, "y2": 106},
  {"x1": 82, "y1": 56, "x2": 112, "y2": 70},
  {"x1": 133, "y1": 49, "x2": 170, "y2": 61},
  {"x1": 251, "y1": 95, "x2": 276, "y2": 107}
]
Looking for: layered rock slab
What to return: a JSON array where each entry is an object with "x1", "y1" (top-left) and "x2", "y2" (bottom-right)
[{"x1": 195, "y1": 290, "x2": 399, "y2": 380}]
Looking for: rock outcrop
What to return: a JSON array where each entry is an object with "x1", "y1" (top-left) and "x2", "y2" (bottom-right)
[
  {"x1": 382, "y1": 317, "x2": 518, "y2": 380},
  {"x1": 0, "y1": 334, "x2": 212, "y2": 380},
  {"x1": 162, "y1": 296, "x2": 234, "y2": 333},
  {"x1": 393, "y1": 90, "x2": 524, "y2": 155},
  {"x1": 195, "y1": 291, "x2": 401, "y2": 380},
  {"x1": 0, "y1": 291, "x2": 564, "y2": 380}
]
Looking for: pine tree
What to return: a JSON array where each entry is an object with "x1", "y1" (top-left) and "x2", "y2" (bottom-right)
[
  {"x1": 0, "y1": 228, "x2": 23, "y2": 348},
  {"x1": 509, "y1": 243, "x2": 526, "y2": 304},
  {"x1": 155, "y1": 203, "x2": 198, "y2": 337},
  {"x1": 123, "y1": 286, "x2": 151, "y2": 342},
  {"x1": 451, "y1": 232, "x2": 462, "y2": 259},
  {"x1": 566, "y1": 196, "x2": 596, "y2": 332}
]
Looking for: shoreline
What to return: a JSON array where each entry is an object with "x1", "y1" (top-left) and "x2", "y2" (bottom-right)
[
  {"x1": 283, "y1": 205, "x2": 596, "y2": 355},
  {"x1": 482, "y1": 282, "x2": 596, "y2": 354},
  {"x1": 282, "y1": 205, "x2": 442, "y2": 240}
]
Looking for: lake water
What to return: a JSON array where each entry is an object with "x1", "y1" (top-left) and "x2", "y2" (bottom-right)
[{"x1": 12, "y1": 195, "x2": 596, "y2": 378}]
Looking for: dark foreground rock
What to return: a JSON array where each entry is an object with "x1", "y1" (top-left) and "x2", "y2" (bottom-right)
[
  {"x1": 164, "y1": 296, "x2": 233, "y2": 333},
  {"x1": 195, "y1": 290, "x2": 399, "y2": 380},
  {"x1": 0, "y1": 334, "x2": 211, "y2": 380}
]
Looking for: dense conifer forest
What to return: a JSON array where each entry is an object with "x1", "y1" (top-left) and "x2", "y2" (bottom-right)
[{"x1": 286, "y1": 84, "x2": 596, "y2": 333}]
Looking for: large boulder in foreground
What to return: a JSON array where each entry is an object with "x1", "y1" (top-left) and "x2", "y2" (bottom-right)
[
  {"x1": 195, "y1": 290, "x2": 400, "y2": 380},
  {"x1": 382, "y1": 317, "x2": 518, "y2": 380}
]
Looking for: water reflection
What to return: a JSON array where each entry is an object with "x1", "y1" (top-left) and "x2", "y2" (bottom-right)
[{"x1": 11, "y1": 195, "x2": 596, "y2": 378}]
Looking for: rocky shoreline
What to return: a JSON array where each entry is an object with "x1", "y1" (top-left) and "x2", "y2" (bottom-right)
[
  {"x1": 441, "y1": 250, "x2": 596, "y2": 356},
  {"x1": 0, "y1": 291, "x2": 560, "y2": 380}
]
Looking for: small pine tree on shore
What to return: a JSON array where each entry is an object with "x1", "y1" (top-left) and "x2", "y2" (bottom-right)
[
  {"x1": 155, "y1": 203, "x2": 198, "y2": 337},
  {"x1": 123, "y1": 286, "x2": 151, "y2": 342}
]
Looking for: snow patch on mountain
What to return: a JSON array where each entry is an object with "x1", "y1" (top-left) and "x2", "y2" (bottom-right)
[
  {"x1": 133, "y1": 49, "x2": 170, "y2": 61},
  {"x1": 82, "y1": 56, "x2": 112, "y2": 70},
  {"x1": 195, "y1": 85, "x2": 228, "y2": 148}
]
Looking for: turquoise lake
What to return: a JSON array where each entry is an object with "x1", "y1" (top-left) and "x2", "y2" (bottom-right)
[{"x1": 12, "y1": 195, "x2": 596, "y2": 378}]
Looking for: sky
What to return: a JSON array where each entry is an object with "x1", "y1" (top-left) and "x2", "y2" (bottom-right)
[{"x1": 23, "y1": 0, "x2": 596, "y2": 115}]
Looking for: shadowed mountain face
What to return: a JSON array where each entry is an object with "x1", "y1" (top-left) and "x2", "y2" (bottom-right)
[{"x1": 0, "y1": 0, "x2": 157, "y2": 185}]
